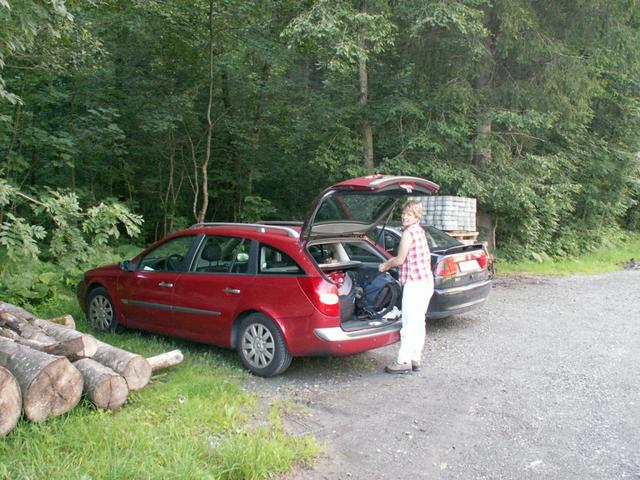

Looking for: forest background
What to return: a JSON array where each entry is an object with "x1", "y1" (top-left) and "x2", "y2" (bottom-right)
[{"x1": 1, "y1": 0, "x2": 639, "y2": 308}]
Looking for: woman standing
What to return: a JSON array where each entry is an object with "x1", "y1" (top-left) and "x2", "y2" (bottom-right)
[{"x1": 378, "y1": 200, "x2": 434, "y2": 374}]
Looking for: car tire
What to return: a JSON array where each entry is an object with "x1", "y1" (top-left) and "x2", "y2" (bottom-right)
[
  {"x1": 86, "y1": 286, "x2": 120, "y2": 333},
  {"x1": 237, "y1": 314, "x2": 292, "y2": 377}
]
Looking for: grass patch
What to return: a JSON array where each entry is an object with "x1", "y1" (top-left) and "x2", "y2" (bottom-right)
[
  {"x1": 0, "y1": 299, "x2": 319, "y2": 479},
  {"x1": 497, "y1": 233, "x2": 640, "y2": 276}
]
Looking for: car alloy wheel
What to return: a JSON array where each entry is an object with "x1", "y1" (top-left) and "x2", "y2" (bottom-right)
[
  {"x1": 237, "y1": 314, "x2": 292, "y2": 377},
  {"x1": 242, "y1": 323, "x2": 275, "y2": 369},
  {"x1": 87, "y1": 287, "x2": 119, "y2": 332}
]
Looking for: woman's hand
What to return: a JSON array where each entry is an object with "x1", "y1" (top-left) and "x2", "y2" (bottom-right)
[{"x1": 378, "y1": 262, "x2": 388, "y2": 273}]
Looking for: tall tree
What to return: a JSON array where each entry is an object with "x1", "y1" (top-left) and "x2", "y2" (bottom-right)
[{"x1": 284, "y1": 0, "x2": 395, "y2": 173}]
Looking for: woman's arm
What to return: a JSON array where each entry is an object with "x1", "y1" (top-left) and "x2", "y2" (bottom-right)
[{"x1": 379, "y1": 230, "x2": 413, "y2": 272}]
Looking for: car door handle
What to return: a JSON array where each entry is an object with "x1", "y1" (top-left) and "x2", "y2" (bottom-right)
[
  {"x1": 158, "y1": 282, "x2": 174, "y2": 288},
  {"x1": 223, "y1": 288, "x2": 240, "y2": 294}
]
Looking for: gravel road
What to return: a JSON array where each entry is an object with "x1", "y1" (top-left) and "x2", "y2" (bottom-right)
[{"x1": 245, "y1": 270, "x2": 640, "y2": 480}]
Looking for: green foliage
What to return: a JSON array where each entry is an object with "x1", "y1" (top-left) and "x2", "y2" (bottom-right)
[
  {"x1": 84, "y1": 201, "x2": 143, "y2": 245},
  {"x1": 239, "y1": 195, "x2": 276, "y2": 223},
  {"x1": 1, "y1": 0, "x2": 640, "y2": 263},
  {"x1": 0, "y1": 179, "x2": 142, "y2": 305},
  {"x1": 0, "y1": 212, "x2": 46, "y2": 260},
  {"x1": 283, "y1": 0, "x2": 397, "y2": 72}
]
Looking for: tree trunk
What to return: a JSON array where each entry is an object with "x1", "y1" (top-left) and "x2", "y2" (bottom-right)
[
  {"x1": 0, "y1": 325, "x2": 84, "y2": 357},
  {"x1": 0, "y1": 301, "x2": 38, "y2": 321},
  {"x1": 147, "y1": 350, "x2": 184, "y2": 371},
  {"x1": 358, "y1": 46, "x2": 374, "y2": 174},
  {"x1": 473, "y1": 4, "x2": 496, "y2": 167},
  {"x1": 92, "y1": 340, "x2": 152, "y2": 391},
  {"x1": 357, "y1": 0, "x2": 375, "y2": 175},
  {"x1": 197, "y1": 0, "x2": 216, "y2": 224},
  {"x1": 0, "y1": 303, "x2": 75, "y2": 329},
  {"x1": 0, "y1": 338, "x2": 83, "y2": 422},
  {"x1": 47, "y1": 314, "x2": 76, "y2": 329},
  {"x1": 0, "y1": 313, "x2": 58, "y2": 344},
  {"x1": 0, "y1": 311, "x2": 95, "y2": 358},
  {"x1": 73, "y1": 359, "x2": 128, "y2": 410},
  {"x1": 0, "y1": 366, "x2": 21, "y2": 437},
  {"x1": 31, "y1": 319, "x2": 97, "y2": 359}
]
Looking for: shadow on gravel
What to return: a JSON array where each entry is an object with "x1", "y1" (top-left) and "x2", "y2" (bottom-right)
[
  {"x1": 428, "y1": 314, "x2": 479, "y2": 333},
  {"x1": 281, "y1": 352, "x2": 383, "y2": 380},
  {"x1": 258, "y1": 313, "x2": 485, "y2": 382}
]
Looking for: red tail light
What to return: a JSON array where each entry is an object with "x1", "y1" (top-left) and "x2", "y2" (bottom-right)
[
  {"x1": 474, "y1": 251, "x2": 488, "y2": 269},
  {"x1": 435, "y1": 257, "x2": 458, "y2": 277},
  {"x1": 297, "y1": 277, "x2": 340, "y2": 317}
]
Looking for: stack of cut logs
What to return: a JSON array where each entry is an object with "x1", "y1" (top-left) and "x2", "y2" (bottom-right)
[{"x1": 0, "y1": 301, "x2": 184, "y2": 437}]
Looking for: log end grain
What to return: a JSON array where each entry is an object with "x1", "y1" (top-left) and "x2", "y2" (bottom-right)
[
  {"x1": 24, "y1": 358, "x2": 83, "y2": 422},
  {"x1": 122, "y1": 356, "x2": 152, "y2": 391},
  {"x1": 92, "y1": 374, "x2": 128, "y2": 409},
  {"x1": 0, "y1": 366, "x2": 21, "y2": 436},
  {"x1": 74, "y1": 358, "x2": 129, "y2": 410}
]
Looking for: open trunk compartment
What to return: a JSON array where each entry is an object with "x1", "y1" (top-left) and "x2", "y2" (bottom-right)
[{"x1": 307, "y1": 239, "x2": 402, "y2": 330}]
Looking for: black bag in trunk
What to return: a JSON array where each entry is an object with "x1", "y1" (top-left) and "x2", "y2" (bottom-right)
[{"x1": 357, "y1": 272, "x2": 401, "y2": 320}]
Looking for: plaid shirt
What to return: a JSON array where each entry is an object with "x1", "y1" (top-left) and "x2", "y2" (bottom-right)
[{"x1": 399, "y1": 223, "x2": 432, "y2": 285}]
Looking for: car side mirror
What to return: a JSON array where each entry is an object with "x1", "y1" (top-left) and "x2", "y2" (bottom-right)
[{"x1": 120, "y1": 260, "x2": 136, "y2": 272}]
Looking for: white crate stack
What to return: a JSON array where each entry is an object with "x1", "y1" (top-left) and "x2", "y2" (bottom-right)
[{"x1": 419, "y1": 196, "x2": 477, "y2": 232}]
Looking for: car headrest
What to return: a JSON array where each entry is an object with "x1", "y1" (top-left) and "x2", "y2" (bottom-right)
[{"x1": 201, "y1": 243, "x2": 221, "y2": 262}]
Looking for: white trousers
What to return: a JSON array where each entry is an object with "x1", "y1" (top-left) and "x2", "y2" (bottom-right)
[{"x1": 397, "y1": 279, "x2": 434, "y2": 365}]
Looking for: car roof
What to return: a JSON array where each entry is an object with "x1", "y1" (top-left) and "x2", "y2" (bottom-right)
[{"x1": 186, "y1": 222, "x2": 301, "y2": 242}]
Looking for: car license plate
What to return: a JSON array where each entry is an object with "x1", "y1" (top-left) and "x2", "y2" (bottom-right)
[{"x1": 458, "y1": 259, "x2": 479, "y2": 272}]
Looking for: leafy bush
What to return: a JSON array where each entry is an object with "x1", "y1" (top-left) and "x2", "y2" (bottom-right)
[{"x1": 0, "y1": 179, "x2": 143, "y2": 307}]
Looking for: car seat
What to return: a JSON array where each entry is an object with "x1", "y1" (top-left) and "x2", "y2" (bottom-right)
[{"x1": 199, "y1": 243, "x2": 222, "y2": 272}]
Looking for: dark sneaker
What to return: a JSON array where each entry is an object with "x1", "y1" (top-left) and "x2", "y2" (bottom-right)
[
  {"x1": 384, "y1": 362, "x2": 412, "y2": 374},
  {"x1": 411, "y1": 361, "x2": 421, "y2": 372}
]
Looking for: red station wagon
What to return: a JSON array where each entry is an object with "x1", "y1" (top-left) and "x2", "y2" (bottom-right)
[{"x1": 78, "y1": 175, "x2": 489, "y2": 376}]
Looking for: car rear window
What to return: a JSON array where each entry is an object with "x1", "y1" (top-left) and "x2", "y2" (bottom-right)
[
  {"x1": 315, "y1": 192, "x2": 396, "y2": 224},
  {"x1": 425, "y1": 226, "x2": 462, "y2": 250}
]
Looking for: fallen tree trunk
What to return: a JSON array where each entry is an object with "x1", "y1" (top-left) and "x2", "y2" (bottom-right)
[
  {"x1": 47, "y1": 314, "x2": 76, "y2": 329},
  {"x1": 0, "y1": 312, "x2": 56, "y2": 344},
  {"x1": 73, "y1": 359, "x2": 128, "y2": 410},
  {"x1": 0, "y1": 312, "x2": 93, "y2": 359},
  {"x1": 147, "y1": 349, "x2": 184, "y2": 371},
  {"x1": 0, "y1": 338, "x2": 82, "y2": 422},
  {"x1": 0, "y1": 326, "x2": 84, "y2": 357},
  {"x1": 0, "y1": 366, "x2": 21, "y2": 437},
  {"x1": 0, "y1": 302, "x2": 75, "y2": 329},
  {"x1": 31, "y1": 319, "x2": 97, "y2": 359},
  {"x1": 92, "y1": 340, "x2": 152, "y2": 391},
  {"x1": 0, "y1": 302, "x2": 38, "y2": 321}
]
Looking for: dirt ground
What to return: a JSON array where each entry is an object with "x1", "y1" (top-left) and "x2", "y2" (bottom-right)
[{"x1": 245, "y1": 270, "x2": 640, "y2": 480}]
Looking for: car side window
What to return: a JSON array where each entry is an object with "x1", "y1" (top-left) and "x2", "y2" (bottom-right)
[
  {"x1": 138, "y1": 235, "x2": 196, "y2": 272},
  {"x1": 259, "y1": 245, "x2": 302, "y2": 275},
  {"x1": 192, "y1": 235, "x2": 250, "y2": 274}
]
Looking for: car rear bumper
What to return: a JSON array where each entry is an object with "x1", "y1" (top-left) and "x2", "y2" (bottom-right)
[
  {"x1": 428, "y1": 279, "x2": 491, "y2": 319},
  {"x1": 307, "y1": 321, "x2": 401, "y2": 356}
]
